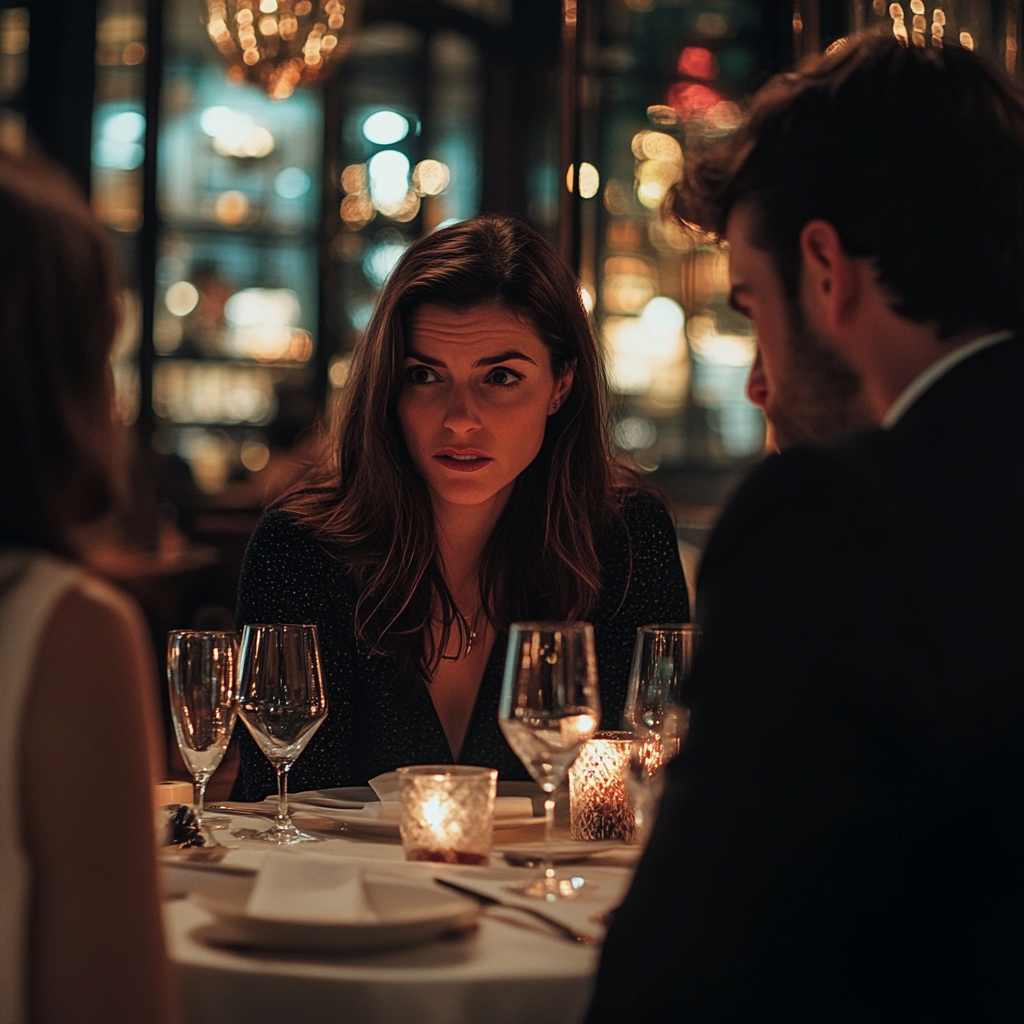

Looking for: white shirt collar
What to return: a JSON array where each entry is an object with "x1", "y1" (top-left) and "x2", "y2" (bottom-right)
[{"x1": 881, "y1": 330, "x2": 1015, "y2": 428}]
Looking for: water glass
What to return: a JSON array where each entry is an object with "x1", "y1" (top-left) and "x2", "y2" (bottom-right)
[
  {"x1": 237, "y1": 623, "x2": 328, "y2": 844},
  {"x1": 167, "y1": 630, "x2": 239, "y2": 834},
  {"x1": 623, "y1": 623, "x2": 699, "y2": 838},
  {"x1": 498, "y1": 621, "x2": 600, "y2": 899}
]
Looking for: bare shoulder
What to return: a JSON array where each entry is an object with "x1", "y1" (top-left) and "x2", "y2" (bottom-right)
[{"x1": 22, "y1": 572, "x2": 159, "y2": 818}]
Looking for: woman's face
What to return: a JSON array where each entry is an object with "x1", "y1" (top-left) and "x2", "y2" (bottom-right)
[{"x1": 397, "y1": 303, "x2": 574, "y2": 514}]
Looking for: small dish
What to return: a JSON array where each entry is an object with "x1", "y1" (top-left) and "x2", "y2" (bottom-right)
[{"x1": 294, "y1": 802, "x2": 541, "y2": 839}]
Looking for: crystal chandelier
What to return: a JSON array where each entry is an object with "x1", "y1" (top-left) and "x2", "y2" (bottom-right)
[{"x1": 204, "y1": 0, "x2": 361, "y2": 100}]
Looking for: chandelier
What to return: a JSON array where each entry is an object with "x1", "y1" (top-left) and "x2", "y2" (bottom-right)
[{"x1": 204, "y1": 0, "x2": 361, "y2": 100}]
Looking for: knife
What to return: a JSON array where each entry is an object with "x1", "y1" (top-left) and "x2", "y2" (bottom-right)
[{"x1": 433, "y1": 877, "x2": 600, "y2": 946}]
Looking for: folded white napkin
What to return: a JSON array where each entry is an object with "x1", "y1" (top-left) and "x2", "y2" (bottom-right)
[
  {"x1": 368, "y1": 772, "x2": 534, "y2": 820},
  {"x1": 246, "y1": 851, "x2": 377, "y2": 924}
]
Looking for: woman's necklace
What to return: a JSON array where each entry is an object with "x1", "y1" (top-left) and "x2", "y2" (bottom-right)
[{"x1": 438, "y1": 605, "x2": 483, "y2": 661}]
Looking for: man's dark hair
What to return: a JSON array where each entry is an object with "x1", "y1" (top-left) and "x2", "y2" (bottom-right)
[{"x1": 671, "y1": 33, "x2": 1024, "y2": 338}]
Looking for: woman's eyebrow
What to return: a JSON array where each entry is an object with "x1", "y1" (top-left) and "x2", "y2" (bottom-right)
[
  {"x1": 474, "y1": 350, "x2": 537, "y2": 367},
  {"x1": 404, "y1": 349, "x2": 538, "y2": 368},
  {"x1": 405, "y1": 349, "x2": 445, "y2": 366}
]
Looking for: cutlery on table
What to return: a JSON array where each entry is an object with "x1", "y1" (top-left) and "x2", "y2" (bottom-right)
[{"x1": 433, "y1": 877, "x2": 600, "y2": 946}]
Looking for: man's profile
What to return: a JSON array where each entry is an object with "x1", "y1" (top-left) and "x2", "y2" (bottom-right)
[{"x1": 587, "y1": 32, "x2": 1024, "y2": 1023}]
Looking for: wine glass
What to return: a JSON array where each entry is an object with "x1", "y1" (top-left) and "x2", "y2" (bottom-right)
[
  {"x1": 167, "y1": 630, "x2": 239, "y2": 836},
  {"x1": 623, "y1": 623, "x2": 699, "y2": 839},
  {"x1": 498, "y1": 622, "x2": 601, "y2": 900},
  {"x1": 237, "y1": 623, "x2": 328, "y2": 844}
]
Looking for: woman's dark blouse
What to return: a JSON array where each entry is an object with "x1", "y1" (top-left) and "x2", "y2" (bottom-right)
[{"x1": 232, "y1": 491, "x2": 689, "y2": 801}]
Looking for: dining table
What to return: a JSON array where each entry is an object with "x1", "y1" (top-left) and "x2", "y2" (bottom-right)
[{"x1": 160, "y1": 794, "x2": 639, "y2": 1024}]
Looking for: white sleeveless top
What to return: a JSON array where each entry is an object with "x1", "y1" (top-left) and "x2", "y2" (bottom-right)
[{"x1": 0, "y1": 551, "x2": 90, "y2": 1024}]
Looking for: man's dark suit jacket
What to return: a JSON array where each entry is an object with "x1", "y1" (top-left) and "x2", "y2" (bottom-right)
[{"x1": 587, "y1": 338, "x2": 1024, "y2": 1022}]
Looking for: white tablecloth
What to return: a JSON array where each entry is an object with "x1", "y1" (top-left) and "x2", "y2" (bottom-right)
[{"x1": 163, "y1": 820, "x2": 633, "y2": 1024}]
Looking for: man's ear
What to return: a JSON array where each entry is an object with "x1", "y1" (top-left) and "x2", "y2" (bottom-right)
[{"x1": 799, "y1": 220, "x2": 862, "y2": 332}]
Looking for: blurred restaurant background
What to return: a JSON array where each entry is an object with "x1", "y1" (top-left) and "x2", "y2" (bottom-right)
[{"x1": 2, "y1": 0, "x2": 1019, "y2": 771}]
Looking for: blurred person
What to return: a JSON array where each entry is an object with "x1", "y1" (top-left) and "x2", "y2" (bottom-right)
[
  {"x1": 0, "y1": 152, "x2": 177, "y2": 1024},
  {"x1": 588, "y1": 33, "x2": 1024, "y2": 1022},
  {"x1": 232, "y1": 216, "x2": 689, "y2": 798}
]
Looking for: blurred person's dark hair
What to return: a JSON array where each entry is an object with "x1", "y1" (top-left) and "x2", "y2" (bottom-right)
[
  {"x1": 671, "y1": 32, "x2": 1024, "y2": 339},
  {"x1": 0, "y1": 151, "x2": 122, "y2": 557}
]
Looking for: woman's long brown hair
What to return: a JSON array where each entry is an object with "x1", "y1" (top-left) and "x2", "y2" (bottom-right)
[
  {"x1": 0, "y1": 152, "x2": 121, "y2": 558},
  {"x1": 281, "y1": 216, "x2": 629, "y2": 682}
]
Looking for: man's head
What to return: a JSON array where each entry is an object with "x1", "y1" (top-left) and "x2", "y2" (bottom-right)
[{"x1": 672, "y1": 33, "x2": 1024, "y2": 445}]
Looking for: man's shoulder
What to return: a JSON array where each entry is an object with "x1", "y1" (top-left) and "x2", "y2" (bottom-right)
[{"x1": 707, "y1": 444, "x2": 870, "y2": 553}]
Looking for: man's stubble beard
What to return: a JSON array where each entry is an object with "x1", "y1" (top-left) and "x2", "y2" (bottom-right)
[{"x1": 766, "y1": 304, "x2": 875, "y2": 450}]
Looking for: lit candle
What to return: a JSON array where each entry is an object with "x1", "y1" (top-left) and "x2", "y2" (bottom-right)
[
  {"x1": 397, "y1": 765, "x2": 497, "y2": 865},
  {"x1": 568, "y1": 731, "x2": 637, "y2": 842}
]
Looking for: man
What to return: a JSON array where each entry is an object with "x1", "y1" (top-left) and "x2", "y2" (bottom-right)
[{"x1": 588, "y1": 33, "x2": 1023, "y2": 1022}]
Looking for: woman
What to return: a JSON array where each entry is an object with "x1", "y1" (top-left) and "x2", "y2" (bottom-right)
[
  {"x1": 0, "y1": 153, "x2": 177, "y2": 1023},
  {"x1": 234, "y1": 216, "x2": 688, "y2": 799}
]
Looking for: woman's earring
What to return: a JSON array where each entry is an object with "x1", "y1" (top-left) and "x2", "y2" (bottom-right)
[{"x1": 550, "y1": 399, "x2": 560, "y2": 412}]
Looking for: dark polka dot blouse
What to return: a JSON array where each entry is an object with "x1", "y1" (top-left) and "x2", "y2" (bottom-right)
[{"x1": 231, "y1": 490, "x2": 690, "y2": 801}]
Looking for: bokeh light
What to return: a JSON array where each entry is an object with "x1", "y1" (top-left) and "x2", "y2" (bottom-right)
[
  {"x1": 368, "y1": 150, "x2": 411, "y2": 210},
  {"x1": 362, "y1": 110, "x2": 410, "y2": 145},
  {"x1": 363, "y1": 241, "x2": 408, "y2": 287},
  {"x1": 640, "y1": 296, "x2": 685, "y2": 335},
  {"x1": 614, "y1": 416, "x2": 658, "y2": 451},
  {"x1": 165, "y1": 280, "x2": 200, "y2": 317},
  {"x1": 200, "y1": 105, "x2": 275, "y2": 158},
  {"x1": 411, "y1": 159, "x2": 451, "y2": 196},
  {"x1": 94, "y1": 109, "x2": 146, "y2": 170},
  {"x1": 240, "y1": 440, "x2": 271, "y2": 472},
  {"x1": 667, "y1": 82, "x2": 721, "y2": 121},
  {"x1": 340, "y1": 193, "x2": 374, "y2": 229},
  {"x1": 274, "y1": 166, "x2": 310, "y2": 199},
  {"x1": 215, "y1": 190, "x2": 250, "y2": 225},
  {"x1": 566, "y1": 162, "x2": 600, "y2": 199},
  {"x1": 677, "y1": 47, "x2": 717, "y2": 80},
  {"x1": 340, "y1": 163, "x2": 367, "y2": 193}
]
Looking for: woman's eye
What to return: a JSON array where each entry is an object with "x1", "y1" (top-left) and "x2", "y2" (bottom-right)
[
  {"x1": 487, "y1": 368, "x2": 521, "y2": 387},
  {"x1": 407, "y1": 366, "x2": 438, "y2": 385}
]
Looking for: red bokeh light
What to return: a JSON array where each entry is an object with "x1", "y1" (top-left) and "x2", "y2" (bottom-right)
[
  {"x1": 667, "y1": 82, "x2": 721, "y2": 121},
  {"x1": 677, "y1": 46, "x2": 718, "y2": 80}
]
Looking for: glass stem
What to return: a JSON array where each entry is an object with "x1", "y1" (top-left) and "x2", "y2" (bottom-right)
[
  {"x1": 276, "y1": 765, "x2": 291, "y2": 827},
  {"x1": 542, "y1": 796, "x2": 556, "y2": 891},
  {"x1": 193, "y1": 778, "x2": 207, "y2": 825}
]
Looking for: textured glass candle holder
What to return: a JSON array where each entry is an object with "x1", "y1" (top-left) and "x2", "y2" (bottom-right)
[
  {"x1": 397, "y1": 765, "x2": 498, "y2": 865},
  {"x1": 569, "y1": 732, "x2": 637, "y2": 842}
]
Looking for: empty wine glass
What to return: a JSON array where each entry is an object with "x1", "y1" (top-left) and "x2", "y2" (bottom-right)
[
  {"x1": 623, "y1": 623, "x2": 699, "y2": 839},
  {"x1": 167, "y1": 630, "x2": 239, "y2": 836},
  {"x1": 498, "y1": 622, "x2": 600, "y2": 900},
  {"x1": 237, "y1": 623, "x2": 328, "y2": 844}
]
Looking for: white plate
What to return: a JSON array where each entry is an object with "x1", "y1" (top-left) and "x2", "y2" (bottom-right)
[
  {"x1": 292, "y1": 802, "x2": 542, "y2": 839},
  {"x1": 193, "y1": 876, "x2": 480, "y2": 953}
]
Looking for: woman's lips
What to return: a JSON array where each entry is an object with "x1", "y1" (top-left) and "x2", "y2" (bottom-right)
[{"x1": 433, "y1": 449, "x2": 493, "y2": 472}]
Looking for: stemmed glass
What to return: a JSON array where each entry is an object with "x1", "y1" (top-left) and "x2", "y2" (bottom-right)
[
  {"x1": 167, "y1": 630, "x2": 239, "y2": 837},
  {"x1": 498, "y1": 622, "x2": 601, "y2": 900},
  {"x1": 623, "y1": 623, "x2": 699, "y2": 839},
  {"x1": 237, "y1": 623, "x2": 328, "y2": 844}
]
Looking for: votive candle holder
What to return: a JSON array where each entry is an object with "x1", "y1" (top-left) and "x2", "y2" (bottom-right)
[
  {"x1": 569, "y1": 731, "x2": 637, "y2": 842},
  {"x1": 397, "y1": 765, "x2": 498, "y2": 865}
]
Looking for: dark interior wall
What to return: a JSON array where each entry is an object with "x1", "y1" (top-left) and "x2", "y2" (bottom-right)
[
  {"x1": 479, "y1": 0, "x2": 561, "y2": 223},
  {"x1": 24, "y1": 0, "x2": 98, "y2": 193}
]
